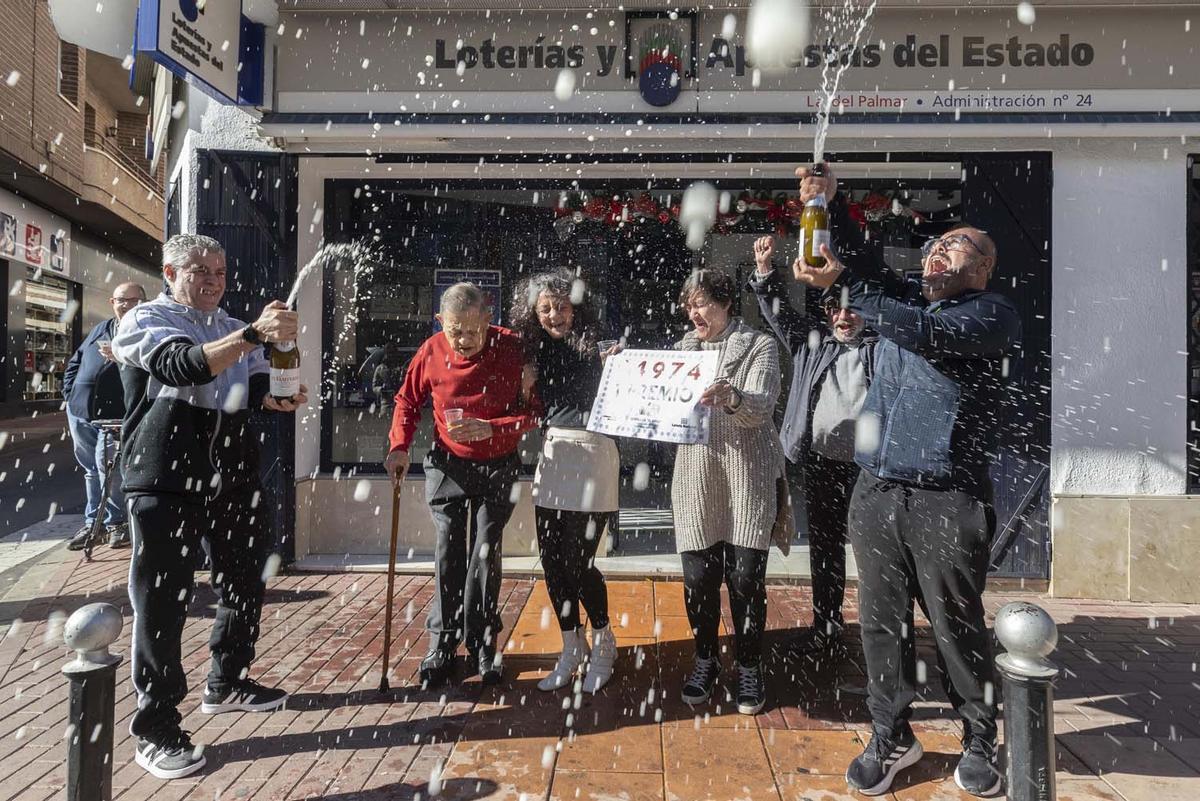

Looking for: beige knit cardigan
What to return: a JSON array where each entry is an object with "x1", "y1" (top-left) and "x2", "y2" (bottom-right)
[{"x1": 671, "y1": 318, "x2": 793, "y2": 555}]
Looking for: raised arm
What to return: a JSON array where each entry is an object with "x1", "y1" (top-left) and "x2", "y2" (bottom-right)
[
  {"x1": 843, "y1": 277, "x2": 1022, "y2": 357},
  {"x1": 746, "y1": 235, "x2": 818, "y2": 354},
  {"x1": 796, "y1": 164, "x2": 912, "y2": 299}
]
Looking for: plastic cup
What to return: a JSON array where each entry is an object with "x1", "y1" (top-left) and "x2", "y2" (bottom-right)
[
  {"x1": 445, "y1": 408, "x2": 464, "y2": 426},
  {"x1": 597, "y1": 339, "x2": 619, "y2": 355}
]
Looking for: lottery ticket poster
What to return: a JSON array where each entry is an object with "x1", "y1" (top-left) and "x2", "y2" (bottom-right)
[{"x1": 586, "y1": 349, "x2": 721, "y2": 445}]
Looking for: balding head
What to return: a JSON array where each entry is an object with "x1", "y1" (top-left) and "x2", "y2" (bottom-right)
[
  {"x1": 110, "y1": 282, "x2": 147, "y2": 321},
  {"x1": 920, "y1": 224, "x2": 998, "y2": 301}
]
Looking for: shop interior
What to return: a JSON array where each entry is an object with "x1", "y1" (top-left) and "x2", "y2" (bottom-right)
[
  {"x1": 19, "y1": 268, "x2": 78, "y2": 404},
  {"x1": 320, "y1": 172, "x2": 967, "y2": 550}
]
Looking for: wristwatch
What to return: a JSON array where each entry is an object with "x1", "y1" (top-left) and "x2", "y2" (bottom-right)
[{"x1": 241, "y1": 324, "x2": 263, "y2": 345}]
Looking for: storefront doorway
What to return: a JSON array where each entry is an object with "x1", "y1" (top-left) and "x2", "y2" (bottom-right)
[{"x1": 311, "y1": 153, "x2": 1051, "y2": 576}]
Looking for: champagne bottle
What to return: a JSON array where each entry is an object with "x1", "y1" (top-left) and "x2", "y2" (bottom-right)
[
  {"x1": 799, "y1": 163, "x2": 830, "y2": 268},
  {"x1": 270, "y1": 341, "x2": 300, "y2": 401}
]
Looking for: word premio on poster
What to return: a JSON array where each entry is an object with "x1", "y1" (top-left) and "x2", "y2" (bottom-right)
[{"x1": 587, "y1": 349, "x2": 720, "y2": 445}]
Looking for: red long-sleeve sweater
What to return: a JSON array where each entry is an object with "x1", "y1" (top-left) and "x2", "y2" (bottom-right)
[{"x1": 388, "y1": 326, "x2": 540, "y2": 460}]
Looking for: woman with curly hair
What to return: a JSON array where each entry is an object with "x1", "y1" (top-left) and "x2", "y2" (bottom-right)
[{"x1": 511, "y1": 269, "x2": 620, "y2": 694}]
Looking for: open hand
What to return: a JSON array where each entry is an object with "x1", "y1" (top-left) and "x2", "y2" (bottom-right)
[
  {"x1": 447, "y1": 418, "x2": 493, "y2": 443},
  {"x1": 262, "y1": 383, "x2": 308, "y2": 412},
  {"x1": 792, "y1": 244, "x2": 845, "y2": 290},
  {"x1": 753, "y1": 236, "x2": 775, "y2": 274}
]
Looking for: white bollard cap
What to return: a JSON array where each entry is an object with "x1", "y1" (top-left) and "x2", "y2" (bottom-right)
[
  {"x1": 62, "y1": 603, "x2": 123, "y2": 674},
  {"x1": 994, "y1": 601, "x2": 1059, "y2": 679}
]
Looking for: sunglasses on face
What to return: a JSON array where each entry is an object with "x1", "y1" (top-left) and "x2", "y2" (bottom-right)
[{"x1": 920, "y1": 232, "x2": 987, "y2": 260}]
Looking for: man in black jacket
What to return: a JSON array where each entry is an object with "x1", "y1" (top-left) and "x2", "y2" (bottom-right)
[
  {"x1": 747, "y1": 236, "x2": 875, "y2": 659},
  {"x1": 111, "y1": 234, "x2": 306, "y2": 781},
  {"x1": 794, "y1": 166, "x2": 1021, "y2": 798},
  {"x1": 62, "y1": 282, "x2": 145, "y2": 550}
]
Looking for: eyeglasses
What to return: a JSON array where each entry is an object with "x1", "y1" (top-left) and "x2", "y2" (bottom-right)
[
  {"x1": 180, "y1": 265, "x2": 226, "y2": 278},
  {"x1": 110, "y1": 296, "x2": 143, "y2": 305},
  {"x1": 920, "y1": 232, "x2": 987, "y2": 260}
]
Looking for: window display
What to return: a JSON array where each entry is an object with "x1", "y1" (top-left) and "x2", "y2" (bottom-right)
[{"x1": 23, "y1": 271, "x2": 74, "y2": 402}]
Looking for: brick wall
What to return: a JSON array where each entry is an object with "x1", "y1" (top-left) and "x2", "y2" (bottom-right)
[
  {"x1": 116, "y1": 111, "x2": 151, "y2": 173},
  {"x1": 30, "y1": 0, "x2": 84, "y2": 189},
  {"x1": 86, "y1": 87, "x2": 119, "y2": 146},
  {"x1": 0, "y1": 1, "x2": 39, "y2": 169},
  {"x1": 0, "y1": 1, "x2": 163, "y2": 241}
]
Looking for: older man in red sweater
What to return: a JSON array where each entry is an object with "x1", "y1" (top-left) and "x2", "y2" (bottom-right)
[{"x1": 384, "y1": 282, "x2": 540, "y2": 688}]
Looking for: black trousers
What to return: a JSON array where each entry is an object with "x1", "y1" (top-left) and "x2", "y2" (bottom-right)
[
  {"x1": 680, "y1": 542, "x2": 769, "y2": 665},
  {"x1": 424, "y1": 448, "x2": 519, "y2": 656},
  {"x1": 536, "y1": 507, "x2": 610, "y2": 631},
  {"x1": 126, "y1": 488, "x2": 270, "y2": 736},
  {"x1": 847, "y1": 471, "x2": 998, "y2": 740},
  {"x1": 792, "y1": 452, "x2": 859, "y2": 633}
]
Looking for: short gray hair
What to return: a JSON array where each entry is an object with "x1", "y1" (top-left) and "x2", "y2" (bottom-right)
[
  {"x1": 439, "y1": 282, "x2": 486, "y2": 315},
  {"x1": 162, "y1": 233, "x2": 225, "y2": 269}
]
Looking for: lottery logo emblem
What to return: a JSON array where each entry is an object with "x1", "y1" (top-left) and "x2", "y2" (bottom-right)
[{"x1": 637, "y1": 23, "x2": 683, "y2": 107}]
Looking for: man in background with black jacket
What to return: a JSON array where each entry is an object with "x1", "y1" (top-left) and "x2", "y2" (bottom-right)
[
  {"x1": 747, "y1": 236, "x2": 875, "y2": 661},
  {"x1": 794, "y1": 166, "x2": 1021, "y2": 798},
  {"x1": 112, "y1": 234, "x2": 307, "y2": 781},
  {"x1": 63, "y1": 282, "x2": 145, "y2": 550}
]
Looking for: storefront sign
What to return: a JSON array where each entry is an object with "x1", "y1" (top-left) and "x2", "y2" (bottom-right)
[
  {"x1": 276, "y1": 6, "x2": 1200, "y2": 115},
  {"x1": 0, "y1": 188, "x2": 71, "y2": 277},
  {"x1": 587, "y1": 349, "x2": 720, "y2": 445},
  {"x1": 134, "y1": 0, "x2": 265, "y2": 105}
]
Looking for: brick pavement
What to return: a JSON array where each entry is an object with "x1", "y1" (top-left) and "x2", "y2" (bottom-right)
[{"x1": 0, "y1": 545, "x2": 1198, "y2": 801}]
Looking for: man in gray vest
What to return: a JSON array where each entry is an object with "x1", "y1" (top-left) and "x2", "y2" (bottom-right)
[{"x1": 748, "y1": 236, "x2": 875, "y2": 661}]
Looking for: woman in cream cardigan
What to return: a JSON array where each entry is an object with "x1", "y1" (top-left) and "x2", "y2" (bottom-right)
[{"x1": 672, "y1": 269, "x2": 791, "y2": 716}]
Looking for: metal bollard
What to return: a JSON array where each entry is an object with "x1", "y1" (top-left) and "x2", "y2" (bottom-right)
[
  {"x1": 61, "y1": 604, "x2": 123, "y2": 801},
  {"x1": 994, "y1": 601, "x2": 1060, "y2": 801}
]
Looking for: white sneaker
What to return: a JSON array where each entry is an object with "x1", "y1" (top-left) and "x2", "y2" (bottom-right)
[
  {"x1": 581, "y1": 624, "x2": 617, "y2": 694},
  {"x1": 538, "y1": 627, "x2": 589, "y2": 691}
]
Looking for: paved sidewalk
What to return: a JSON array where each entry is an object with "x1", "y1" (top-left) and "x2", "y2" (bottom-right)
[{"x1": 0, "y1": 543, "x2": 1198, "y2": 801}]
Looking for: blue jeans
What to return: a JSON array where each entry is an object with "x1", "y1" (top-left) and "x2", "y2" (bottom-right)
[{"x1": 67, "y1": 411, "x2": 124, "y2": 526}]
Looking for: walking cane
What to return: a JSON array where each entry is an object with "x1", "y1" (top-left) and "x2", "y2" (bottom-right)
[{"x1": 379, "y1": 479, "x2": 402, "y2": 693}]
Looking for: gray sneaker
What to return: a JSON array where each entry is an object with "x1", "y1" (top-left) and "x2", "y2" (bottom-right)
[
  {"x1": 108, "y1": 523, "x2": 131, "y2": 549},
  {"x1": 135, "y1": 725, "x2": 206, "y2": 779},
  {"x1": 66, "y1": 524, "x2": 105, "y2": 551}
]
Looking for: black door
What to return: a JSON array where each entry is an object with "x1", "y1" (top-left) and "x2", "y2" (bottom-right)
[
  {"x1": 195, "y1": 149, "x2": 299, "y2": 563},
  {"x1": 961, "y1": 152, "x2": 1053, "y2": 579}
]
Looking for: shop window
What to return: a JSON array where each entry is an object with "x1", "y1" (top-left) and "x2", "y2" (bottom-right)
[
  {"x1": 321, "y1": 178, "x2": 965, "y2": 481},
  {"x1": 23, "y1": 270, "x2": 73, "y2": 402},
  {"x1": 58, "y1": 42, "x2": 80, "y2": 107}
]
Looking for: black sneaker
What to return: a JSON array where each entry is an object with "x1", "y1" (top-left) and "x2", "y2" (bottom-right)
[
  {"x1": 200, "y1": 678, "x2": 288, "y2": 714},
  {"x1": 791, "y1": 624, "x2": 845, "y2": 656},
  {"x1": 108, "y1": 523, "x2": 131, "y2": 549},
  {"x1": 469, "y1": 648, "x2": 503, "y2": 686},
  {"x1": 954, "y1": 733, "x2": 1003, "y2": 797},
  {"x1": 135, "y1": 724, "x2": 206, "y2": 779},
  {"x1": 845, "y1": 722, "x2": 924, "y2": 796},
  {"x1": 680, "y1": 656, "x2": 721, "y2": 706},
  {"x1": 66, "y1": 524, "x2": 105, "y2": 551},
  {"x1": 734, "y1": 661, "x2": 765, "y2": 715},
  {"x1": 419, "y1": 649, "x2": 456, "y2": 688}
]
